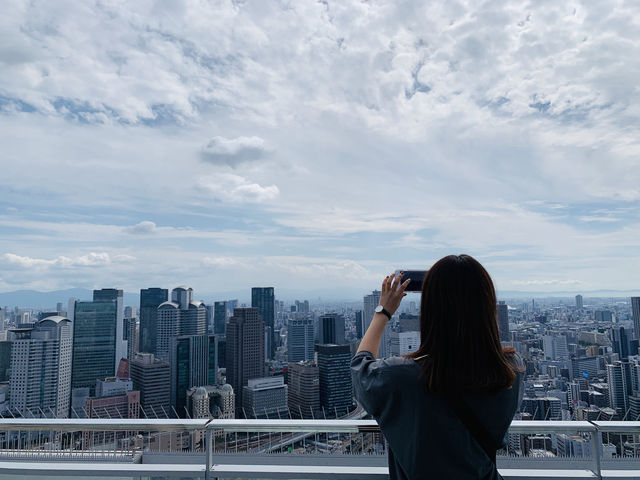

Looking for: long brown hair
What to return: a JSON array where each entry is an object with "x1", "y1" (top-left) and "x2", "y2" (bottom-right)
[{"x1": 408, "y1": 254, "x2": 516, "y2": 394}]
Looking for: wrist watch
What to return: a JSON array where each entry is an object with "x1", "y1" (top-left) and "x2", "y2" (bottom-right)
[{"x1": 374, "y1": 305, "x2": 392, "y2": 320}]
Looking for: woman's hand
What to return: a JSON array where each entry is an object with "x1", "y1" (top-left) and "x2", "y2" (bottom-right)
[{"x1": 379, "y1": 272, "x2": 410, "y2": 316}]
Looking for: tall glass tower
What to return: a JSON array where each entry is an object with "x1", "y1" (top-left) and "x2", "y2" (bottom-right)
[
  {"x1": 318, "y1": 313, "x2": 346, "y2": 345},
  {"x1": 214, "y1": 301, "x2": 227, "y2": 335},
  {"x1": 169, "y1": 334, "x2": 216, "y2": 417},
  {"x1": 71, "y1": 300, "x2": 118, "y2": 396},
  {"x1": 226, "y1": 307, "x2": 265, "y2": 413},
  {"x1": 316, "y1": 343, "x2": 352, "y2": 416},
  {"x1": 497, "y1": 301, "x2": 509, "y2": 342},
  {"x1": 288, "y1": 317, "x2": 314, "y2": 363},
  {"x1": 251, "y1": 287, "x2": 275, "y2": 359},
  {"x1": 139, "y1": 288, "x2": 168, "y2": 355},
  {"x1": 632, "y1": 297, "x2": 640, "y2": 340}
]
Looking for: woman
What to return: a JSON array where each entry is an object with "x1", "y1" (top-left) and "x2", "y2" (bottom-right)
[{"x1": 351, "y1": 254, "x2": 524, "y2": 480}]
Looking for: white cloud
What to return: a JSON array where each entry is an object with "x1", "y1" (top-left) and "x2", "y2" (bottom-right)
[
  {"x1": 198, "y1": 174, "x2": 279, "y2": 203},
  {"x1": 124, "y1": 221, "x2": 157, "y2": 234},
  {"x1": 202, "y1": 256, "x2": 242, "y2": 267},
  {"x1": 201, "y1": 136, "x2": 271, "y2": 167},
  {"x1": 2, "y1": 252, "x2": 115, "y2": 269}
]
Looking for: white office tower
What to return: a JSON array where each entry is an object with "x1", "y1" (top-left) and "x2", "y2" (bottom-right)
[
  {"x1": 607, "y1": 361, "x2": 633, "y2": 415},
  {"x1": 543, "y1": 335, "x2": 569, "y2": 361},
  {"x1": 362, "y1": 290, "x2": 381, "y2": 334},
  {"x1": 9, "y1": 316, "x2": 72, "y2": 417},
  {"x1": 288, "y1": 317, "x2": 314, "y2": 363},
  {"x1": 156, "y1": 287, "x2": 207, "y2": 361},
  {"x1": 242, "y1": 376, "x2": 288, "y2": 418},
  {"x1": 390, "y1": 331, "x2": 421, "y2": 356}
]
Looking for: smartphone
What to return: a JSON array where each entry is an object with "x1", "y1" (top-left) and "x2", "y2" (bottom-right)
[{"x1": 394, "y1": 270, "x2": 428, "y2": 292}]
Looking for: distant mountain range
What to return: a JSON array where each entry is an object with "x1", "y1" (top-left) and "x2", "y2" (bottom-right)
[
  {"x1": 0, "y1": 287, "x2": 637, "y2": 309},
  {"x1": 0, "y1": 289, "x2": 140, "y2": 309}
]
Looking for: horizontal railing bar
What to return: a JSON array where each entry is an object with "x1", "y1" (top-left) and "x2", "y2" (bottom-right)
[
  {"x1": 205, "y1": 419, "x2": 376, "y2": 433},
  {"x1": 591, "y1": 421, "x2": 640, "y2": 433},
  {"x1": 0, "y1": 418, "x2": 210, "y2": 432},
  {"x1": 507, "y1": 421, "x2": 595, "y2": 434},
  {"x1": 0, "y1": 419, "x2": 638, "y2": 435}
]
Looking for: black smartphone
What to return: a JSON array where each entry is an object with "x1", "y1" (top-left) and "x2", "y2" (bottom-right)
[{"x1": 395, "y1": 270, "x2": 428, "y2": 292}]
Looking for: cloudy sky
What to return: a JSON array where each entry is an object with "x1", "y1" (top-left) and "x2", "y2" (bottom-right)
[{"x1": 1, "y1": 0, "x2": 639, "y2": 299}]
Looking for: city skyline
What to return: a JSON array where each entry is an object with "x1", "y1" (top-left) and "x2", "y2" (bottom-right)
[{"x1": 1, "y1": 2, "x2": 640, "y2": 295}]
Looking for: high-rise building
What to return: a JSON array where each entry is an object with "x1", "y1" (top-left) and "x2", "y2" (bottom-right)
[
  {"x1": 594, "y1": 310, "x2": 613, "y2": 323},
  {"x1": 318, "y1": 314, "x2": 346, "y2": 345},
  {"x1": 611, "y1": 327, "x2": 631, "y2": 360},
  {"x1": 287, "y1": 316, "x2": 314, "y2": 363},
  {"x1": 139, "y1": 288, "x2": 168, "y2": 355},
  {"x1": 379, "y1": 325, "x2": 392, "y2": 358},
  {"x1": 362, "y1": 290, "x2": 381, "y2": 334},
  {"x1": 130, "y1": 353, "x2": 171, "y2": 417},
  {"x1": 355, "y1": 310, "x2": 363, "y2": 339},
  {"x1": 521, "y1": 397, "x2": 562, "y2": 420},
  {"x1": 124, "y1": 316, "x2": 138, "y2": 359},
  {"x1": 226, "y1": 307, "x2": 265, "y2": 412},
  {"x1": 316, "y1": 343, "x2": 352, "y2": 416},
  {"x1": 0, "y1": 341, "x2": 12, "y2": 382},
  {"x1": 71, "y1": 297, "x2": 120, "y2": 396},
  {"x1": 543, "y1": 335, "x2": 569, "y2": 361},
  {"x1": 92, "y1": 289, "x2": 127, "y2": 368},
  {"x1": 84, "y1": 377, "x2": 140, "y2": 446},
  {"x1": 169, "y1": 334, "x2": 217, "y2": 417},
  {"x1": 607, "y1": 361, "x2": 633, "y2": 415},
  {"x1": 398, "y1": 313, "x2": 419, "y2": 333},
  {"x1": 252, "y1": 287, "x2": 275, "y2": 359},
  {"x1": 497, "y1": 301, "x2": 509, "y2": 342},
  {"x1": 575, "y1": 295, "x2": 583, "y2": 310},
  {"x1": 630, "y1": 359, "x2": 640, "y2": 394},
  {"x1": 216, "y1": 335, "x2": 226, "y2": 370},
  {"x1": 242, "y1": 376, "x2": 288, "y2": 418},
  {"x1": 632, "y1": 297, "x2": 640, "y2": 340},
  {"x1": 288, "y1": 361, "x2": 319, "y2": 418},
  {"x1": 571, "y1": 356, "x2": 599, "y2": 381},
  {"x1": 213, "y1": 301, "x2": 227, "y2": 335},
  {"x1": 86, "y1": 377, "x2": 140, "y2": 419},
  {"x1": 294, "y1": 300, "x2": 310, "y2": 313},
  {"x1": 156, "y1": 287, "x2": 207, "y2": 361},
  {"x1": 8, "y1": 316, "x2": 72, "y2": 417},
  {"x1": 390, "y1": 331, "x2": 421, "y2": 356},
  {"x1": 227, "y1": 300, "x2": 239, "y2": 315}
]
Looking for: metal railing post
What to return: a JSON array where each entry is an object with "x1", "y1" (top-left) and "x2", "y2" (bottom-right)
[
  {"x1": 205, "y1": 426, "x2": 213, "y2": 480},
  {"x1": 589, "y1": 423, "x2": 603, "y2": 480}
]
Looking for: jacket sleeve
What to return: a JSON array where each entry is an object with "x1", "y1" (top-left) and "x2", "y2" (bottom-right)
[{"x1": 351, "y1": 350, "x2": 396, "y2": 417}]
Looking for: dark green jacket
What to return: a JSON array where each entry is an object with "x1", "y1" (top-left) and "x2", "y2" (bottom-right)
[{"x1": 351, "y1": 351, "x2": 524, "y2": 479}]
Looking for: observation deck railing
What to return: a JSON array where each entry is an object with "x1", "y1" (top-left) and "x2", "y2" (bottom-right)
[{"x1": 0, "y1": 418, "x2": 639, "y2": 479}]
